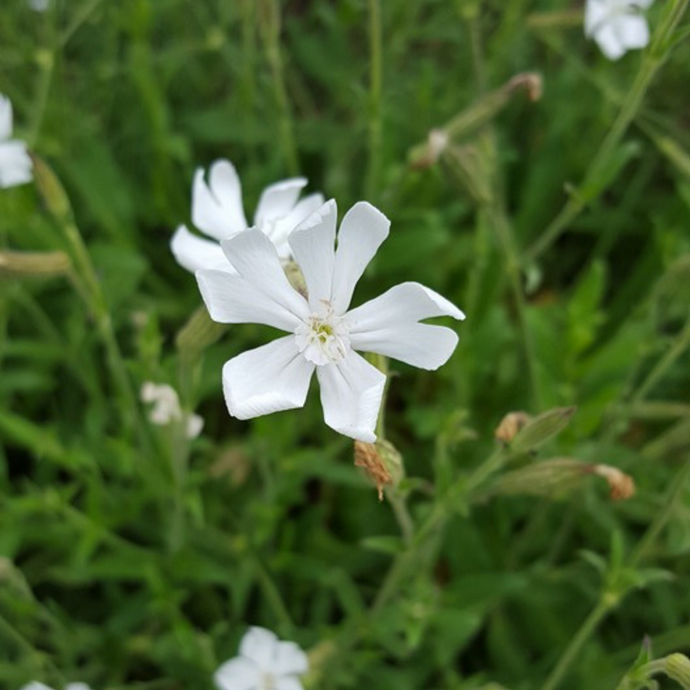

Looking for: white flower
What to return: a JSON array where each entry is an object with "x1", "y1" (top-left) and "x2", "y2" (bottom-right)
[
  {"x1": 196, "y1": 199, "x2": 465, "y2": 443},
  {"x1": 0, "y1": 94, "x2": 33, "y2": 189},
  {"x1": 28, "y1": 0, "x2": 51, "y2": 10},
  {"x1": 585, "y1": 0, "x2": 654, "y2": 61},
  {"x1": 215, "y1": 627, "x2": 308, "y2": 690},
  {"x1": 171, "y1": 159, "x2": 325, "y2": 273},
  {"x1": 140, "y1": 382, "x2": 204, "y2": 439},
  {"x1": 22, "y1": 681, "x2": 91, "y2": 690}
]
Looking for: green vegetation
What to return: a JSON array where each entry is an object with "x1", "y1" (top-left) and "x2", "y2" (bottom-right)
[{"x1": 1, "y1": 0, "x2": 690, "y2": 688}]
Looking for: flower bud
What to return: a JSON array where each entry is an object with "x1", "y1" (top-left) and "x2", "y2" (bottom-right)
[
  {"x1": 494, "y1": 411, "x2": 532, "y2": 444},
  {"x1": 592, "y1": 464, "x2": 636, "y2": 501},
  {"x1": 31, "y1": 154, "x2": 73, "y2": 222},
  {"x1": 354, "y1": 439, "x2": 404, "y2": 501},
  {"x1": 664, "y1": 653, "x2": 690, "y2": 690},
  {"x1": 491, "y1": 458, "x2": 589, "y2": 497},
  {"x1": 510, "y1": 406, "x2": 576, "y2": 453},
  {"x1": 176, "y1": 304, "x2": 227, "y2": 356}
]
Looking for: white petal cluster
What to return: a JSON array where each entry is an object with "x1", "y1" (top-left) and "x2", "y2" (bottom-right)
[
  {"x1": 140, "y1": 382, "x2": 204, "y2": 439},
  {"x1": 171, "y1": 159, "x2": 324, "y2": 273},
  {"x1": 28, "y1": 0, "x2": 51, "y2": 10},
  {"x1": 196, "y1": 199, "x2": 465, "y2": 443},
  {"x1": 215, "y1": 627, "x2": 308, "y2": 690},
  {"x1": 585, "y1": 0, "x2": 655, "y2": 60},
  {"x1": 0, "y1": 94, "x2": 33, "y2": 189}
]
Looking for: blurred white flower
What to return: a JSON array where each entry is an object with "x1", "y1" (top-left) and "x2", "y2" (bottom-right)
[
  {"x1": 196, "y1": 199, "x2": 465, "y2": 442},
  {"x1": 171, "y1": 159, "x2": 324, "y2": 273},
  {"x1": 585, "y1": 0, "x2": 655, "y2": 60},
  {"x1": 140, "y1": 382, "x2": 204, "y2": 439},
  {"x1": 215, "y1": 626, "x2": 308, "y2": 690},
  {"x1": 28, "y1": 0, "x2": 51, "y2": 11},
  {"x1": 21, "y1": 681, "x2": 91, "y2": 690},
  {"x1": 0, "y1": 94, "x2": 33, "y2": 189}
]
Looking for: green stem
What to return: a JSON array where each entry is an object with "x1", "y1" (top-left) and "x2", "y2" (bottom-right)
[
  {"x1": 366, "y1": 0, "x2": 383, "y2": 199},
  {"x1": 260, "y1": 0, "x2": 299, "y2": 174},
  {"x1": 632, "y1": 321, "x2": 690, "y2": 406},
  {"x1": 540, "y1": 598, "x2": 613, "y2": 690},
  {"x1": 254, "y1": 558, "x2": 294, "y2": 631},
  {"x1": 525, "y1": 0, "x2": 690, "y2": 262},
  {"x1": 631, "y1": 456, "x2": 690, "y2": 566}
]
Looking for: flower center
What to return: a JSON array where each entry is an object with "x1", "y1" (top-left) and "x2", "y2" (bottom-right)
[
  {"x1": 259, "y1": 672, "x2": 277, "y2": 690},
  {"x1": 295, "y1": 303, "x2": 350, "y2": 366}
]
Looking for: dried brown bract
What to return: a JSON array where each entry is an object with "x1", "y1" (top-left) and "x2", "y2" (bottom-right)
[{"x1": 354, "y1": 441, "x2": 392, "y2": 501}]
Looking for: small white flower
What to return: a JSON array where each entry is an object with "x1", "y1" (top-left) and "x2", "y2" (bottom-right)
[
  {"x1": 196, "y1": 199, "x2": 465, "y2": 443},
  {"x1": 140, "y1": 382, "x2": 204, "y2": 439},
  {"x1": 215, "y1": 627, "x2": 308, "y2": 690},
  {"x1": 171, "y1": 159, "x2": 325, "y2": 273},
  {"x1": 28, "y1": 0, "x2": 51, "y2": 11},
  {"x1": 22, "y1": 681, "x2": 91, "y2": 690},
  {"x1": 0, "y1": 94, "x2": 33, "y2": 189},
  {"x1": 585, "y1": 0, "x2": 655, "y2": 61}
]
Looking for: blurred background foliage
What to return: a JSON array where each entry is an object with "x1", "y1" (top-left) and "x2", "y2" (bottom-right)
[{"x1": 0, "y1": 0, "x2": 689, "y2": 689}]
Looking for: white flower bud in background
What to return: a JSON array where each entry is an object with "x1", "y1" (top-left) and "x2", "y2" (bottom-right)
[
  {"x1": 171, "y1": 158, "x2": 325, "y2": 273},
  {"x1": 28, "y1": 0, "x2": 51, "y2": 11},
  {"x1": 140, "y1": 382, "x2": 203, "y2": 439},
  {"x1": 0, "y1": 94, "x2": 32, "y2": 189},
  {"x1": 585, "y1": 0, "x2": 655, "y2": 61},
  {"x1": 215, "y1": 626, "x2": 309, "y2": 690}
]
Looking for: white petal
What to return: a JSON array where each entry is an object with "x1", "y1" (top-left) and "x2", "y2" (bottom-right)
[
  {"x1": 270, "y1": 641, "x2": 309, "y2": 676},
  {"x1": 275, "y1": 679, "x2": 305, "y2": 690},
  {"x1": 0, "y1": 94, "x2": 12, "y2": 140},
  {"x1": 316, "y1": 351, "x2": 385, "y2": 442},
  {"x1": 240, "y1": 627, "x2": 280, "y2": 667},
  {"x1": 288, "y1": 199, "x2": 337, "y2": 310},
  {"x1": 19, "y1": 684, "x2": 54, "y2": 690},
  {"x1": 215, "y1": 657, "x2": 261, "y2": 690},
  {"x1": 192, "y1": 160, "x2": 248, "y2": 241},
  {"x1": 330, "y1": 202, "x2": 390, "y2": 314},
  {"x1": 186, "y1": 413, "x2": 204, "y2": 439},
  {"x1": 269, "y1": 192, "x2": 327, "y2": 257},
  {"x1": 593, "y1": 23, "x2": 626, "y2": 59},
  {"x1": 220, "y1": 228, "x2": 309, "y2": 321},
  {"x1": 348, "y1": 282, "x2": 464, "y2": 370},
  {"x1": 254, "y1": 177, "x2": 307, "y2": 225},
  {"x1": 170, "y1": 225, "x2": 231, "y2": 273},
  {"x1": 223, "y1": 337, "x2": 315, "y2": 420},
  {"x1": 196, "y1": 269, "x2": 303, "y2": 331},
  {"x1": 584, "y1": 0, "x2": 608, "y2": 37},
  {"x1": 616, "y1": 14, "x2": 650, "y2": 51},
  {"x1": 0, "y1": 140, "x2": 32, "y2": 188},
  {"x1": 65, "y1": 684, "x2": 92, "y2": 690}
]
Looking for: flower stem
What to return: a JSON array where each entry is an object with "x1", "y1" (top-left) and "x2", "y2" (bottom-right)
[
  {"x1": 525, "y1": 0, "x2": 690, "y2": 263},
  {"x1": 631, "y1": 455, "x2": 690, "y2": 566},
  {"x1": 366, "y1": 0, "x2": 383, "y2": 199},
  {"x1": 540, "y1": 598, "x2": 613, "y2": 690},
  {"x1": 259, "y1": 0, "x2": 299, "y2": 175}
]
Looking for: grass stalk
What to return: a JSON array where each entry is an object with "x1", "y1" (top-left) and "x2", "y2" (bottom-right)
[
  {"x1": 526, "y1": 0, "x2": 690, "y2": 262},
  {"x1": 259, "y1": 0, "x2": 299, "y2": 174},
  {"x1": 366, "y1": 0, "x2": 383, "y2": 199}
]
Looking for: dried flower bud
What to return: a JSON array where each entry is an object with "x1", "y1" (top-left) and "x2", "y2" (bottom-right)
[
  {"x1": 494, "y1": 411, "x2": 532, "y2": 444},
  {"x1": 664, "y1": 653, "x2": 690, "y2": 690},
  {"x1": 354, "y1": 441, "x2": 391, "y2": 501},
  {"x1": 592, "y1": 464, "x2": 636, "y2": 501},
  {"x1": 354, "y1": 439, "x2": 404, "y2": 501}
]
